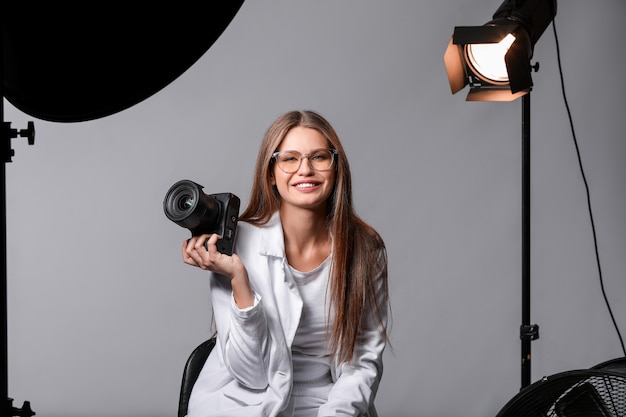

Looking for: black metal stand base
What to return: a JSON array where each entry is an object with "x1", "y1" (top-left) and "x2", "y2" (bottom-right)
[{"x1": 7, "y1": 398, "x2": 36, "y2": 417}]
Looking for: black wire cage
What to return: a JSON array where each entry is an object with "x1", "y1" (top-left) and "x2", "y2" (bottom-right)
[{"x1": 495, "y1": 358, "x2": 626, "y2": 417}]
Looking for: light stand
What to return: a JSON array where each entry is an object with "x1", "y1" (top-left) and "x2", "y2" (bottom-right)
[
  {"x1": 1, "y1": 128, "x2": 36, "y2": 417},
  {"x1": 520, "y1": 93, "x2": 539, "y2": 388},
  {"x1": 443, "y1": 0, "x2": 556, "y2": 389},
  {"x1": 1, "y1": 26, "x2": 36, "y2": 415}
]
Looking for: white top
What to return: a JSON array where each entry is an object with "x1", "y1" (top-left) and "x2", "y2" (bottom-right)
[{"x1": 287, "y1": 256, "x2": 333, "y2": 383}]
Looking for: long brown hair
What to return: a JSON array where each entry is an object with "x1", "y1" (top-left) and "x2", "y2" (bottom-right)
[{"x1": 239, "y1": 110, "x2": 390, "y2": 363}]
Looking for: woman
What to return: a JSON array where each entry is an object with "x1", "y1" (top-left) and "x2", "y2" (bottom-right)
[{"x1": 182, "y1": 110, "x2": 390, "y2": 417}]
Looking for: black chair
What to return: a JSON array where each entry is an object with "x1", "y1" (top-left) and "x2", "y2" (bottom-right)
[{"x1": 178, "y1": 338, "x2": 216, "y2": 417}]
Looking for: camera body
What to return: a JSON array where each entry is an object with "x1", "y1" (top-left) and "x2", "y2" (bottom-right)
[{"x1": 163, "y1": 179, "x2": 240, "y2": 255}]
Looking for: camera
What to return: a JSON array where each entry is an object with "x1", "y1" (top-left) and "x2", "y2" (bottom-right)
[{"x1": 163, "y1": 179, "x2": 240, "y2": 255}]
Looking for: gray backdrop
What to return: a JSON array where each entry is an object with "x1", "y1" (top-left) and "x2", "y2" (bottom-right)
[{"x1": 5, "y1": 1, "x2": 626, "y2": 416}]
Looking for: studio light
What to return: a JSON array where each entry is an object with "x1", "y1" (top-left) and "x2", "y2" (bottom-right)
[
  {"x1": 443, "y1": 0, "x2": 558, "y2": 390},
  {"x1": 444, "y1": 0, "x2": 557, "y2": 101}
]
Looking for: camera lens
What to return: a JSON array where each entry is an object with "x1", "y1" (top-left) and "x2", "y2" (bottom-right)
[
  {"x1": 163, "y1": 180, "x2": 220, "y2": 234},
  {"x1": 177, "y1": 194, "x2": 195, "y2": 211}
]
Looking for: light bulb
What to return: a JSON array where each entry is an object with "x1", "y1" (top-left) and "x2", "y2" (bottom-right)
[{"x1": 466, "y1": 33, "x2": 516, "y2": 84}]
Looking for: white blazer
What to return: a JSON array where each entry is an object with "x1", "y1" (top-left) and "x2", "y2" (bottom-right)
[{"x1": 187, "y1": 212, "x2": 386, "y2": 417}]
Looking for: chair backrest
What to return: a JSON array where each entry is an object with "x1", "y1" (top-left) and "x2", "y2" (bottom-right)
[{"x1": 178, "y1": 338, "x2": 216, "y2": 417}]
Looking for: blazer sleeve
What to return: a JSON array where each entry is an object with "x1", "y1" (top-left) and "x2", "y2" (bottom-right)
[{"x1": 209, "y1": 272, "x2": 271, "y2": 390}]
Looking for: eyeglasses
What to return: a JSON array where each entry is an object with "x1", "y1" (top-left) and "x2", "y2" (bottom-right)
[{"x1": 271, "y1": 148, "x2": 338, "y2": 173}]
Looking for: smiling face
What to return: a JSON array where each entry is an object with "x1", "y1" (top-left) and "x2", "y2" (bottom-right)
[{"x1": 271, "y1": 126, "x2": 337, "y2": 214}]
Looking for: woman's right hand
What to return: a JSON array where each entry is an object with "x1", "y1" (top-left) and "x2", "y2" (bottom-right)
[
  {"x1": 182, "y1": 234, "x2": 241, "y2": 275},
  {"x1": 182, "y1": 234, "x2": 255, "y2": 308}
]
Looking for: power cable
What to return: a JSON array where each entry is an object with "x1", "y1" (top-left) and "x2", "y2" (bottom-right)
[{"x1": 551, "y1": 18, "x2": 626, "y2": 356}]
